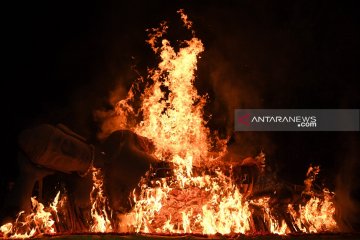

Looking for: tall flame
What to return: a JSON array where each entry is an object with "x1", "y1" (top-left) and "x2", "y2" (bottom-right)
[
  {"x1": 1, "y1": 10, "x2": 340, "y2": 238},
  {"x1": 114, "y1": 11, "x2": 338, "y2": 235},
  {"x1": 117, "y1": 10, "x2": 252, "y2": 234},
  {"x1": 136, "y1": 26, "x2": 209, "y2": 171},
  {"x1": 90, "y1": 167, "x2": 113, "y2": 233}
]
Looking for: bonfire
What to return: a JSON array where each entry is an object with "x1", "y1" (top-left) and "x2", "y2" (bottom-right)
[{"x1": 0, "y1": 10, "x2": 339, "y2": 239}]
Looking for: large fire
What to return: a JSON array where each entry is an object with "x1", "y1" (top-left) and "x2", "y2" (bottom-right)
[{"x1": 1, "y1": 10, "x2": 338, "y2": 238}]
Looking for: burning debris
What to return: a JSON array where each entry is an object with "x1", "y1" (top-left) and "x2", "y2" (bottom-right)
[{"x1": 1, "y1": 10, "x2": 340, "y2": 238}]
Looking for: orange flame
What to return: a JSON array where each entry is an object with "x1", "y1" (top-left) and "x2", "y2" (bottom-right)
[
  {"x1": 108, "y1": 10, "x2": 339, "y2": 236},
  {"x1": 288, "y1": 195, "x2": 337, "y2": 233},
  {"x1": 289, "y1": 190, "x2": 338, "y2": 232},
  {"x1": 113, "y1": 11, "x2": 252, "y2": 234},
  {"x1": 1, "y1": 10, "x2": 340, "y2": 238},
  {"x1": 135, "y1": 33, "x2": 209, "y2": 171},
  {"x1": 287, "y1": 166, "x2": 338, "y2": 233},
  {"x1": 250, "y1": 196, "x2": 288, "y2": 235},
  {"x1": 0, "y1": 191, "x2": 60, "y2": 239},
  {"x1": 90, "y1": 167, "x2": 113, "y2": 233}
]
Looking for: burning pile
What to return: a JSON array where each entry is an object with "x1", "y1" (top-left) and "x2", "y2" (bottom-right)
[{"x1": 1, "y1": 10, "x2": 339, "y2": 238}]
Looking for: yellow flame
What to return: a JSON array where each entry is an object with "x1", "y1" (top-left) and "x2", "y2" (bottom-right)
[
  {"x1": 109, "y1": 10, "x2": 338, "y2": 236},
  {"x1": 287, "y1": 166, "x2": 338, "y2": 233},
  {"x1": 1, "y1": 10, "x2": 339, "y2": 238},
  {"x1": 251, "y1": 196, "x2": 289, "y2": 234},
  {"x1": 269, "y1": 219, "x2": 288, "y2": 235},
  {"x1": 288, "y1": 190, "x2": 338, "y2": 233},
  {"x1": 114, "y1": 11, "x2": 252, "y2": 234},
  {"x1": 90, "y1": 167, "x2": 113, "y2": 233},
  {"x1": 135, "y1": 36, "x2": 209, "y2": 170},
  {"x1": 0, "y1": 191, "x2": 61, "y2": 239}
]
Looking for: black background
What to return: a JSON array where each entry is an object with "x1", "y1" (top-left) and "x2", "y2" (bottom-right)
[{"x1": 1, "y1": 0, "x2": 359, "y2": 224}]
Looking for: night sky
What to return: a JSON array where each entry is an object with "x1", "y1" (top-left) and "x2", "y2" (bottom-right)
[{"x1": 2, "y1": 0, "x2": 359, "y2": 216}]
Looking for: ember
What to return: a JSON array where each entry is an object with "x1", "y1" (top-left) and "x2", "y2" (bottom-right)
[{"x1": 0, "y1": 9, "x2": 342, "y2": 239}]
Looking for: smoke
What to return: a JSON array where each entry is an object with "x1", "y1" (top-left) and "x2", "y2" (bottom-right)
[
  {"x1": 192, "y1": 5, "x2": 277, "y2": 159},
  {"x1": 335, "y1": 134, "x2": 360, "y2": 232},
  {"x1": 93, "y1": 80, "x2": 131, "y2": 140},
  {"x1": 202, "y1": 54, "x2": 274, "y2": 159}
]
